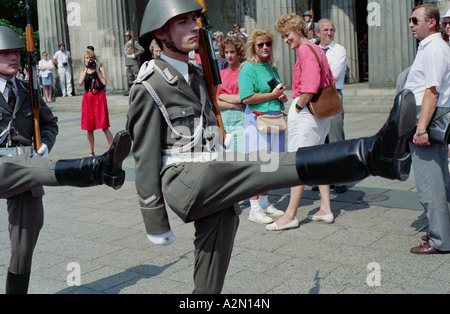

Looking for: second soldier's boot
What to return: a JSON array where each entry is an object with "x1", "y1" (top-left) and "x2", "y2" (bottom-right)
[
  {"x1": 296, "y1": 89, "x2": 417, "y2": 185},
  {"x1": 5, "y1": 271, "x2": 30, "y2": 294},
  {"x1": 54, "y1": 130, "x2": 132, "y2": 189}
]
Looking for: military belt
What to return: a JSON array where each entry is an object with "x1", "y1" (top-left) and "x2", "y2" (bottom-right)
[{"x1": 0, "y1": 146, "x2": 33, "y2": 157}]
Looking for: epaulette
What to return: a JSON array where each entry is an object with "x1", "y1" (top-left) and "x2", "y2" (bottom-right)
[{"x1": 134, "y1": 60, "x2": 155, "y2": 83}]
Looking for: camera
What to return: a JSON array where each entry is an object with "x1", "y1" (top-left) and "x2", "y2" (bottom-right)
[
  {"x1": 87, "y1": 57, "x2": 97, "y2": 69},
  {"x1": 62, "y1": 62, "x2": 68, "y2": 67},
  {"x1": 267, "y1": 77, "x2": 282, "y2": 90}
]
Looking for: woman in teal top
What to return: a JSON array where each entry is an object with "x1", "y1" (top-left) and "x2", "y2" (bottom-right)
[{"x1": 238, "y1": 28, "x2": 288, "y2": 225}]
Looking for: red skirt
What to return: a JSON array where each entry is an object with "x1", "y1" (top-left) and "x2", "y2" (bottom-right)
[{"x1": 81, "y1": 90, "x2": 110, "y2": 131}]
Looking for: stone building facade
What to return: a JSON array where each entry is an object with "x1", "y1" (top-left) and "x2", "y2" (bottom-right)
[{"x1": 37, "y1": 0, "x2": 449, "y2": 95}]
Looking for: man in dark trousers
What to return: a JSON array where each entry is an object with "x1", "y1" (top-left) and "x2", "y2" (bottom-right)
[
  {"x1": 0, "y1": 25, "x2": 131, "y2": 293},
  {"x1": 127, "y1": 0, "x2": 417, "y2": 294}
]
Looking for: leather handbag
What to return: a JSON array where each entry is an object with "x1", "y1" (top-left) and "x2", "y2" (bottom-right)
[
  {"x1": 256, "y1": 113, "x2": 287, "y2": 134},
  {"x1": 424, "y1": 107, "x2": 450, "y2": 144},
  {"x1": 302, "y1": 44, "x2": 343, "y2": 119}
]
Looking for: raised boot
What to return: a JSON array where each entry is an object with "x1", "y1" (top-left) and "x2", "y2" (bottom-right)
[
  {"x1": 296, "y1": 89, "x2": 416, "y2": 185},
  {"x1": 5, "y1": 271, "x2": 30, "y2": 294},
  {"x1": 54, "y1": 130, "x2": 132, "y2": 189}
]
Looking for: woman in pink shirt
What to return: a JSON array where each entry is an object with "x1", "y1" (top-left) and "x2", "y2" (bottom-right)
[
  {"x1": 268, "y1": 13, "x2": 335, "y2": 231},
  {"x1": 216, "y1": 36, "x2": 246, "y2": 152}
]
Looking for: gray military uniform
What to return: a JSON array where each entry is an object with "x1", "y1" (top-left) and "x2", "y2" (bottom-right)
[
  {"x1": 0, "y1": 78, "x2": 58, "y2": 275},
  {"x1": 127, "y1": 57, "x2": 302, "y2": 293},
  {"x1": 124, "y1": 39, "x2": 145, "y2": 84}
]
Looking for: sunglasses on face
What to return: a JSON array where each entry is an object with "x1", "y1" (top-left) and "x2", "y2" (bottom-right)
[
  {"x1": 443, "y1": 22, "x2": 449, "y2": 27},
  {"x1": 409, "y1": 16, "x2": 430, "y2": 25},
  {"x1": 257, "y1": 41, "x2": 272, "y2": 49}
]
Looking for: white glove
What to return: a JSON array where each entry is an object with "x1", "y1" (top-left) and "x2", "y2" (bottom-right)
[
  {"x1": 147, "y1": 230, "x2": 175, "y2": 246},
  {"x1": 33, "y1": 143, "x2": 49, "y2": 158},
  {"x1": 127, "y1": 54, "x2": 136, "y2": 59}
]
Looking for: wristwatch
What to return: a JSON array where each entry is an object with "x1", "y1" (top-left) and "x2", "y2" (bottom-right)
[
  {"x1": 295, "y1": 104, "x2": 303, "y2": 111},
  {"x1": 415, "y1": 129, "x2": 427, "y2": 136}
]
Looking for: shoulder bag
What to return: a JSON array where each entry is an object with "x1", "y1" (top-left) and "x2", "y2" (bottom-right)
[{"x1": 300, "y1": 44, "x2": 343, "y2": 119}]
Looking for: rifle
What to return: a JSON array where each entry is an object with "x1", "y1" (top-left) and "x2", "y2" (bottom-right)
[
  {"x1": 131, "y1": 14, "x2": 136, "y2": 54},
  {"x1": 194, "y1": 0, "x2": 226, "y2": 143},
  {"x1": 131, "y1": 30, "x2": 135, "y2": 54},
  {"x1": 25, "y1": 0, "x2": 42, "y2": 151}
]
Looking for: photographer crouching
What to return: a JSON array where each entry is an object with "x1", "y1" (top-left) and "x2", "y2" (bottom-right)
[{"x1": 78, "y1": 49, "x2": 114, "y2": 156}]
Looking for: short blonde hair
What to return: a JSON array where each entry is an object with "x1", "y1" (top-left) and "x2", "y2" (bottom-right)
[
  {"x1": 246, "y1": 28, "x2": 276, "y2": 67},
  {"x1": 275, "y1": 13, "x2": 308, "y2": 38},
  {"x1": 83, "y1": 49, "x2": 97, "y2": 61},
  {"x1": 219, "y1": 36, "x2": 246, "y2": 59}
]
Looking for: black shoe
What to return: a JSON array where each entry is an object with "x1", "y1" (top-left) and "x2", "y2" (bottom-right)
[
  {"x1": 6, "y1": 271, "x2": 30, "y2": 294},
  {"x1": 55, "y1": 131, "x2": 132, "y2": 189},
  {"x1": 334, "y1": 185, "x2": 348, "y2": 193},
  {"x1": 367, "y1": 89, "x2": 416, "y2": 181},
  {"x1": 101, "y1": 131, "x2": 132, "y2": 189}
]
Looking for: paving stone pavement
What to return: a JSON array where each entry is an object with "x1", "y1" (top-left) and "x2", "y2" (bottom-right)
[{"x1": 0, "y1": 91, "x2": 449, "y2": 295}]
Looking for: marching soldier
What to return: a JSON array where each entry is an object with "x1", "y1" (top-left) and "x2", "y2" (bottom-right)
[
  {"x1": 127, "y1": 0, "x2": 417, "y2": 293},
  {"x1": 0, "y1": 26, "x2": 131, "y2": 293},
  {"x1": 124, "y1": 30, "x2": 144, "y2": 96}
]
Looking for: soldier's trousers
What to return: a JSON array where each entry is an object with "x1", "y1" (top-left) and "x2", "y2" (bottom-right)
[
  {"x1": 0, "y1": 155, "x2": 59, "y2": 276},
  {"x1": 161, "y1": 151, "x2": 300, "y2": 293},
  {"x1": 0, "y1": 155, "x2": 58, "y2": 200}
]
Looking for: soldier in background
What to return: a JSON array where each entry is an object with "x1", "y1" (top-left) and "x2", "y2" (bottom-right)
[{"x1": 124, "y1": 30, "x2": 144, "y2": 96}]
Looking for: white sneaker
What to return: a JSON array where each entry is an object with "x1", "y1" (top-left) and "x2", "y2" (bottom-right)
[
  {"x1": 264, "y1": 204, "x2": 284, "y2": 217},
  {"x1": 249, "y1": 208, "x2": 274, "y2": 224},
  {"x1": 62, "y1": 94, "x2": 67, "y2": 97}
]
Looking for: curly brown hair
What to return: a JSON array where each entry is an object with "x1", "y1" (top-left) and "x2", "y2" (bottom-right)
[{"x1": 219, "y1": 36, "x2": 246, "y2": 59}]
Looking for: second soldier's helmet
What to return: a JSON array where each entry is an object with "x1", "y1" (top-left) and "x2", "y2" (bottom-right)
[
  {"x1": 0, "y1": 26, "x2": 26, "y2": 51},
  {"x1": 140, "y1": 0, "x2": 203, "y2": 38}
]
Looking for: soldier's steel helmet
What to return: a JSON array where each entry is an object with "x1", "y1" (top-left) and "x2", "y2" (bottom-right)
[
  {"x1": 0, "y1": 26, "x2": 25, "y2": 51},
  {"x1": 140, "y1": 0, "x2": 203, "y2": 37}
]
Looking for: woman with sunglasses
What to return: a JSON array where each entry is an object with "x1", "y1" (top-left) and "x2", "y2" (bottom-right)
[
  {"x1": 442, "y1": 9, "x2": 450, "y2": 42},
  {"x1": 265, "y1": 13, "x2": 336, "y2": 231},
  {"x1": 238, "y1": 28, "x2": 288, "y2": 224}
]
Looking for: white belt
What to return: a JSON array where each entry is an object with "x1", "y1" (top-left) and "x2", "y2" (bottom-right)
[
  {"x1": 0, "y1": 146, "x2": 33, "y2": 157},
  {"x1": 162, "y1": 152, "x2": 220, "y2": 166}
]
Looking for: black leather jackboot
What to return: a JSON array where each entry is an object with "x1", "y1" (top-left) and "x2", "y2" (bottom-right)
[
  {"x1": 296, "y1": 89, "x2": 417, "y2": 185},
  {"x1": 54, "y1": 130, "x2": 132, "y2": 190},
  {"x1": 6, "y1": 271, "x2": 30, "y2": 294}
]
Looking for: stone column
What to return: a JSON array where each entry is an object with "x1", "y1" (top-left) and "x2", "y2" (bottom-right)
[
  {"x1": 368, "y1": 0, "x2": 416, "y2": 88},
  {"x1": 96, "y1": 0, "x2": 130, "y2": 92},
  {"x1": 320, "y1": 0, "x2": 359, "y2": 83},
  {"x1": 37, "y1": 0, "x2": 70, "y2": 96},
  {"x1": 424, "y1": 0, "x2": 450, "y2": 15}
]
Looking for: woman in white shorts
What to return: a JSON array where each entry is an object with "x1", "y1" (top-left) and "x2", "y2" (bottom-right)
[{"x1": 267, "y1": 13, "x2": 335, "y2": 231}]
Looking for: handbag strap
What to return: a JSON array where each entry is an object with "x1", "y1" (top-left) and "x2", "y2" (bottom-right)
[{"x1": 304, "y1": 43, "x2": 337, "y2": 84}]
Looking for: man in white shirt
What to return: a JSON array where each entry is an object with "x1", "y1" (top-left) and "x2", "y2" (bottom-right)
[
  {"x1": 52, "y1": 43, "x2": 72, "y2": 97},
  {"x1": 317, "y1": 18, "x2": 349, "y2": 193},
  {"x1": 405, "y1": 4, "x2": 450, "y2": 254}
]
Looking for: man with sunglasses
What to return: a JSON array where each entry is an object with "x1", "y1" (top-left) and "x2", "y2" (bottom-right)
[{"x1": 405, "y1": 4, "x2": 450, "y2": 254}]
